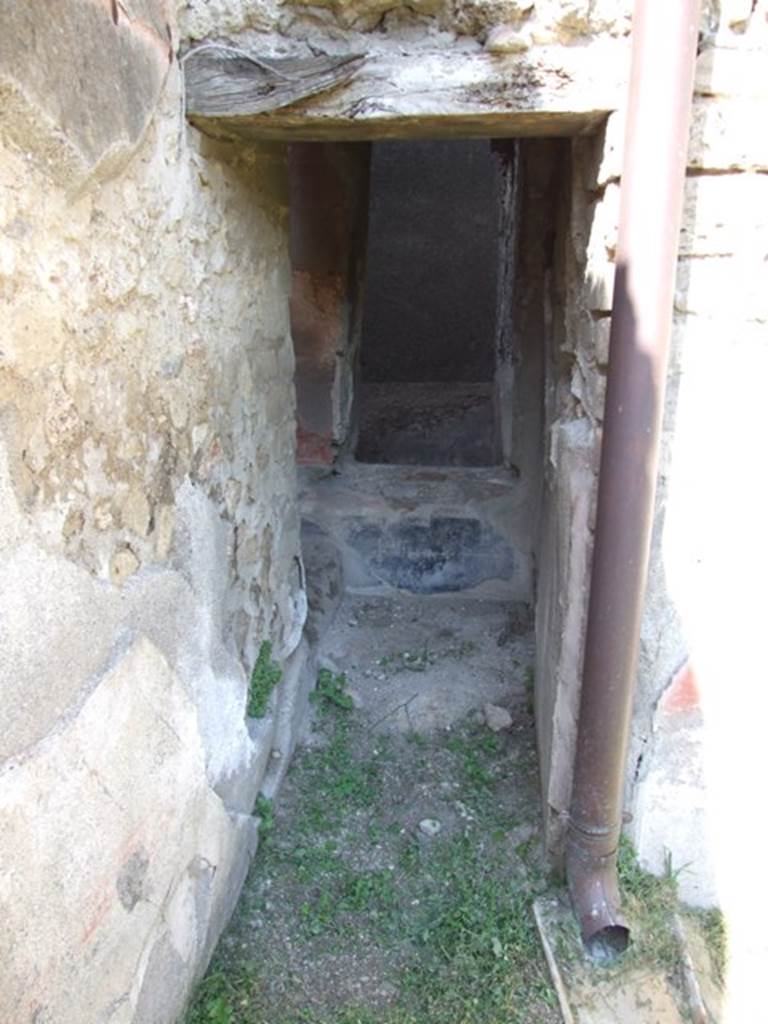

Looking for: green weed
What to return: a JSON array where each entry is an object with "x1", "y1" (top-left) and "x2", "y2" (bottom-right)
[
  {"x1": 616, "y1": 837, "x2": 683, "y2": 974},
  {"x1": 253, "y1": 794, "x2": 275, "y2": 837},
  {"x1": 187, "y1": 716, "x2": 554, "y2": 1024},
  {"x1": 312, "y1": 667, "x2": 354, "y2": 711},
  {"x1": 184, "y1": 966, "x2": 253, "y2": 1024},
  {"x1": 377, "y1": 641, "x2": 476, "y2": 676},
  {"x1": 692, "y1": 905, "x2": 728, "y2": 983},
  {"x1": 400, "y1": 835, "x2": 554, "y2": 1023},
  {"x1": 446, "y1": 733, "x2": 497, "y2": 791},
  {"x1": 246, "y1": 641, "x2": 281, "y2": 718}
]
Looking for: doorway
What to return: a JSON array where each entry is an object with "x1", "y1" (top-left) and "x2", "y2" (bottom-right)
[{"x1": 356, "y1": 140, "x2": 501, "y2": 467}]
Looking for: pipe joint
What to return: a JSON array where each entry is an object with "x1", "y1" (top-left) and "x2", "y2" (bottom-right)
[{"x1": 566, "y1": 827, "x2": 628, "y2": 960}]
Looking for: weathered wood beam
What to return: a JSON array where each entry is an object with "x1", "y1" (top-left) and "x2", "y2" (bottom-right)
[
  {"x1": 183, "y1": 48, "x2": 366, "y2": 118},
  {"x1": 185, "y1": 44, "x2": 629, "y2": 143}
]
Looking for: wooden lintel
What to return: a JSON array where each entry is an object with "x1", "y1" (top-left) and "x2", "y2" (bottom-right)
[
  {"x1": 185, "y1": 46, "x2": 628, "y2": 143},
  {"x1": 183, "y1": 49, "x2": 367, "y2": 118}
]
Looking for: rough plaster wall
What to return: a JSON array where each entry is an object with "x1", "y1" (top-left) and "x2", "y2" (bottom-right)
[
  {"x1": 0, "y1": 3, "x2": 304, "y2": 1021},
  {"x1": 290, "y1": 142, "x2": 370, "y2": 465},
  {"x1": 180, "y1": 0, "x2": 632, "y2": 50}
]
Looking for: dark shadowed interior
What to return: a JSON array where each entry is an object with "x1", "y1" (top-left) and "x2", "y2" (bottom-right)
[{"x1": 356, "y1": 140, "x2": 502, "y2": 466}]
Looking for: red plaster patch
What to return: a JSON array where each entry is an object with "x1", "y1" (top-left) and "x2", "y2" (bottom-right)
[
  {"x1": 82, "y1": 891, "x2": 113, "y2": 945},
  {"x1": 660, "y1": 660, "x2": 701, "y2": 713},
  {"x1": 297, "y1": 426, "x2": 333, "y2": 466}
]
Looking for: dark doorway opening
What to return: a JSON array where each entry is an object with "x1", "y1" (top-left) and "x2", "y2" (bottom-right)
[{"x1": 355, "y1": 140, "x2": 502, "y2": 467}]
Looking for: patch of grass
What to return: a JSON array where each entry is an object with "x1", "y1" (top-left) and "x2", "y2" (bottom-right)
[
  {"x1": 376, "y1": 641, "x2": 476, "y2": 676},
  {"x1": 253, "y1": 794, "x2": 274, "y2": 837},
  {"x1": 399, "y1": 835, "x2": 554, "y2": 1023},
  {"x1": 295, "y1": 864, "x2": 398, "y2": 939},
  {"x1": 296, "y1": 717, "x2": 381, "y2": 832},
  {"x1": 187, "y1": 713, "x2": 556, "y2": 1024},
  {"x1": 291, "y1": 839, "x2": 342, "y2": 883},
  {"x1": 616, "y1": 836, "x2": 682, "y2": 974},
  {"x1": 312, "y1": 667, "x2": 355, "y2": 711},
  {"x1": 340, "y1": 868, "x2": 397, "y2": 915},
  {"x1": 693, "y1": 906, "x2": 728, "y2": 983},
  {"x1": 246, "y1": 641, "x2": 281, "y2": 718},
  {"x1": 299, "y1": 889, "x2": 338, "y2": 936},
  {"x1": 399, "y1": 835, "x2": 421, "y2": 876},
  {"x1": 184, "y1": 965, "x2": 255, "y2": 1024},
  {"x1": 446, "y1": 732, "x2": 500, "y2": 792}
]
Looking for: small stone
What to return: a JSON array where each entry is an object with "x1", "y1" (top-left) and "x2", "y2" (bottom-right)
[
  {"x1": 418, "y1": 818, "x2": 442, "y2": 838},
  {"x1": 346, "y1": 687, "x2": 364, "y2": 709},
  {"x1": 120, "y1": 488, "x2": 151, "y2": 538},
  {"x1": 485, "y1": 24, "x2": 531, "y2": 53},
  {"x1": 110, "y1": 546, "x2": 140, "y2": 584},
  {"x1": 484, "y1": 703, "x2": 513, "y2": 732}
]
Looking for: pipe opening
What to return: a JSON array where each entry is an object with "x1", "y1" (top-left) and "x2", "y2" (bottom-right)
[{"x1": 585, "y1": 924, "x2": 630, "y2": 963}]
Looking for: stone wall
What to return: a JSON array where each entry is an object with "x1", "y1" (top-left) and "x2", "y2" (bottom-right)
[
  {"x1": 289, "y1": 142, "x2": 370, "y2": 465},
  {"x1": 2, "y1": 0, "x2": 767, "y2": 1018},
  {"x1": 535, "y1": 1, "x2": 768, "y2": 917},
  {"x1": 0, "y1": 3, "x2": 305, "y2": 1022},
  {"x1": 629, "y1": 0, "x2": 768, "y2": 927},
  {"x1": 181, "y1": 0, "x2": 633, "y2": 50}
]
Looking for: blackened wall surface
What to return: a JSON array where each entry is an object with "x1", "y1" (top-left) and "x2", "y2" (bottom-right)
[{"x1": 361, "y1": 139, "x2": 499, "y2": 383}]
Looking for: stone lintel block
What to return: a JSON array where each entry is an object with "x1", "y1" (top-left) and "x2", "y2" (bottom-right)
[{"x1": 0, "y1": 0, "x2": 172, "y2": 190}]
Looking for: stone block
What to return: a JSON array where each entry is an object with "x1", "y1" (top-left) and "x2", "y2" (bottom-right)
[
  {"x1": 0, "y1": 637, "x2": 254, "y2": 1024},
  {"x1": 680, "y1": 172, "x2": 768, "y2": 257},
  {"x1": 675, "y1": 255, "x2": 768, "y2": 321},
  {"x1": 214, "y1": 715, "x2": 276, "y2": 815},
  {"x1": 535, "y1": 418, "x2": 598, "y2": 860},
  {"x1": 346, "y1": 515, "x2": 518, "y2": 594},
  {"x1": 0, "y1": 0, "x2": 171, "y2": 188},
  {"x1": 262, "y1": 641, "x2": 313, "y2": 799},
  {"x1": 695, "y1": 45, "x2": 768, "y2": 99},
  {"x1": 573, "y1": 111, "x2": 624, "y2": 191},
  {"x1": 0, "y1": 542, "x2": 121, "y2": 762},
  {"x1": 688, "y1": 97, "x2": 768, "y2": 171}
]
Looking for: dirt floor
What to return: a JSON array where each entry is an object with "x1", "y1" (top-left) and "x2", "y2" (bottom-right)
[
  {"x1": 185, "y1": 594, "x2": 722, "y2": 1024},
  {"x1": 186, "y1": 594, "x2": 559, "y2": 1024}
]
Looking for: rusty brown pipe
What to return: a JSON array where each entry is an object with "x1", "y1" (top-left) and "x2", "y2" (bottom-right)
[{"x1": 566, "y1": 0, "x2": 701, "y2": 956}]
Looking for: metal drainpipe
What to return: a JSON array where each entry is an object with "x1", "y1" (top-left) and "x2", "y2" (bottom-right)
[{"x1": 566, "y1": 0, "x2": 701, "y2": 956}]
